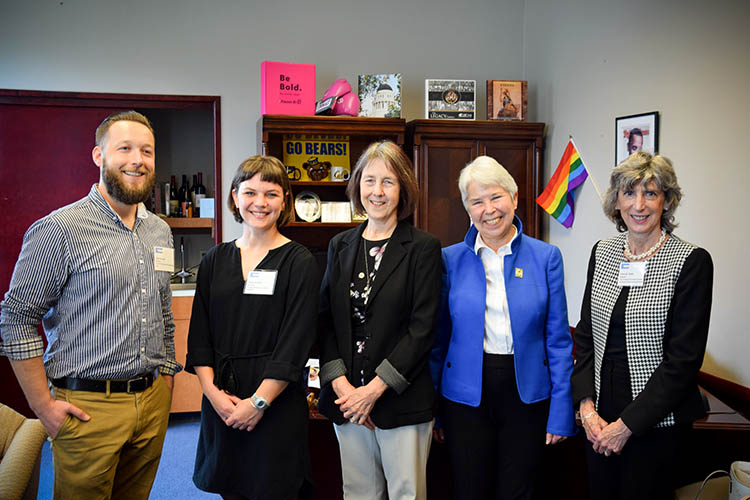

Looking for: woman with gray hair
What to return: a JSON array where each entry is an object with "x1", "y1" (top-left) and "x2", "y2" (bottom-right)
[
  {"x1": 571, "y1": 151, "x2": 713, "y2": 499},
  {"x1": 318, "y1": 141, "x2": 441, "y2": 500},
  {"x1": 431, "y1": 155, "x2": 576, "y2": 499}
]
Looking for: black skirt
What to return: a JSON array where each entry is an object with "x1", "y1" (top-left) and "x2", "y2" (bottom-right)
[{"x1": 192, "y1": 385, "x2": 311, "y2": 499}]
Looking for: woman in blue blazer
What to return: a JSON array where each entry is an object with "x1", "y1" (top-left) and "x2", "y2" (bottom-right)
[{"x1": 431, "y1": 156, "x2": 576, "y2": 500}]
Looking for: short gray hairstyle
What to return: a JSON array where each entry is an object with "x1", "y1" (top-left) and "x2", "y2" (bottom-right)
[
  {"x1": 603, "y1": 151, "x2": 682, "y2": 233},
  {"x1": 458, "y1": 156, "x2": 518, "y2": 211}
]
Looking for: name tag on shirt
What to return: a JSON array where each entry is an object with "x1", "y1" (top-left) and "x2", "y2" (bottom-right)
[
  {"x1": 244, "y1": 270, "x2": 278, "y2": 295},
  {"x1": 153, "y1": 247, "x2": 174, "y2": 272},
  {"x1": 618, "y1": 261, "x2": 646, "y2": 287}
]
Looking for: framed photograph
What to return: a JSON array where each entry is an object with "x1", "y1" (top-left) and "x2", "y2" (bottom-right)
[
  {"x1": 425, "y1": 79, "x2": 476, "y2": 120},
  {"x1": 358, "y1": 73, "x2": 401, "y2": 118},
  {"x1": 320, "y1": 201, "x2": 352, "y2": 223},
  {"x1": 487, "y1": 80, "x2": 527, "y2": 121},
  {"x1": 615, "y1": 111, "x2": 659, "y2": 165}
]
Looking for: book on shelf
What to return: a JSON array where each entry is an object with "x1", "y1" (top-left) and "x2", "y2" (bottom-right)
[
  {"x1": 425, "y1": 79, "x2": 476, "y2": 120},
  {"x1": 261, "y1": 61, "x2": 316, "y2": 115},
  {"x1": 358, "y1": 73, "x2": 401, "y2": 118}
]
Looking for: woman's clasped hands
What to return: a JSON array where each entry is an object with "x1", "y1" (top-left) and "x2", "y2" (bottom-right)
[
  {"x1": 580, "y1": 400, "x2": 632, "y2": 457},
  {"x1": 207, "y1": 386, "x2": 264, "y2": 432},
  {"x1": 332, "y1": 375, "x2": 388, "y2": 431}
]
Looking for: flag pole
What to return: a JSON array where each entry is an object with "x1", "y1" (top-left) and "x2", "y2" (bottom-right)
[{"x1": 569, "y1": 135, "x2": 604, "y2": 203}]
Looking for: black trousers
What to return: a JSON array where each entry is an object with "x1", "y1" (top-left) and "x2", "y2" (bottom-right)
[
  {"x1": 442, "y1": 354, "x2": 549, "y2": 500},
  {"x1": 586, "y1": 357, "x2": 686, "y2": 500}
]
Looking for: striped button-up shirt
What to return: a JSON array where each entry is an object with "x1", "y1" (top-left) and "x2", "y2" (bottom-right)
[{"x1": 0, "y1": 185, "x2": 180, "y2": 379}]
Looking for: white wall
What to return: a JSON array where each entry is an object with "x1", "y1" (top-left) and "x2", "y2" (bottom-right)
[
  {"x1": 523, "y1": 0, "x2": 750, "y2": 386},
  {"x1": 2, "y1": 0, "x2": 748, "y2": 386},
  {"x1": 0, "y1": 0, "x2": 524, "y2": 241}
]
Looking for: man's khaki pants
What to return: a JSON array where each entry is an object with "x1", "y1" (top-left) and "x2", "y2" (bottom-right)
[{"x1": 51, "y1": 375, "x2": 172, "y2": 500}]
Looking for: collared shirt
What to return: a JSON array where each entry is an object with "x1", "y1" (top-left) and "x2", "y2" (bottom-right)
[
  {"x1": 474, "y1": 226, "x2": 518, "y2": 354},
  {"x1": 0, "y1": 184, "x2": 180, "y2": 379}
]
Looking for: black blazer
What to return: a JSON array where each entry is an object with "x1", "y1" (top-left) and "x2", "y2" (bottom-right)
[{"x1": 318, "y1": 220, "x2": 442, "y2": 429}]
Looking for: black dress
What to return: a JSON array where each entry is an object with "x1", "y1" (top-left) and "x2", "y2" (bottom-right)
[{"x1": 185, "y1": 240, "x2": 320, "y2": 499}]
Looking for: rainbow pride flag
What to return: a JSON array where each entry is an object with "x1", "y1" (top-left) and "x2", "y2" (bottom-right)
[{"x1": 536, "y1": 140, "x2": 588, "y2": 228}]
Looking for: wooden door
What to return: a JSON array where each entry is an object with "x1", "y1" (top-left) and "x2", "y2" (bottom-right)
[
  {"x1": 0, "y1": 102, "x2": 117, "y2": 415},
  {"x1": 414, "y1": 137, "x2": 476, "y2": 246},
  {"x1": 481, "y1": 139, "x2": 543, "y2": 238}
]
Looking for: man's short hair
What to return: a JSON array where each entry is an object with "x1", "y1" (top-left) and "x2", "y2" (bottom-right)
[{"x1": 95, "y1": 110, "x2": 154, "y2": 147}]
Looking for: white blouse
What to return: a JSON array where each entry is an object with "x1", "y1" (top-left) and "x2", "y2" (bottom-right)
[{"x1": 474, "y1": 227, "x2": 518, "y2": 355}]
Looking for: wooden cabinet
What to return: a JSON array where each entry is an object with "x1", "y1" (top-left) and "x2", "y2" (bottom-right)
[
  {"x1": 259, "y1": 115, "x2": 545, "y2": 251},
  {"x1": 406, "y1": 119, "x2": 545, "y2": 246},
  {"x1": 169, "y1": 294, "x2": 203, "y2": 412},
  {"x1": 260, "y1": 114, "x2": 406, "y2": 251}
]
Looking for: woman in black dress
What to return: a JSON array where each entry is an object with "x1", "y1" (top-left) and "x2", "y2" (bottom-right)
[{"x1": 186, "y1": 156, "x2": 320, "y2": 500}]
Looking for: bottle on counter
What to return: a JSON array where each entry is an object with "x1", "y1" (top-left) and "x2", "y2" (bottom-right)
[
  {"x1": 193, "y1": 172, "x2": 207, "y2": 217},
  {"x1": 163, "y1": 182, "x2": 170, "y2": 216},
  {"x1": 169, "y1": 175, "x2": 179, "y2": 217},
  {"x1": 178, "y1": 174, "x2": 190, "y2": 217}
]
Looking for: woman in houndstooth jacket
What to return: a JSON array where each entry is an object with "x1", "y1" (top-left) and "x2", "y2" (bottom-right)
[{"x1": 571, "y1": 151, "x2": 713, "y2": 500}]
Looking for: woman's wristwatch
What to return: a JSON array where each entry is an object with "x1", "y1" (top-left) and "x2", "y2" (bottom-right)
[{"x1": 250, "y1": 393, "x2": 270, "y2": 411}]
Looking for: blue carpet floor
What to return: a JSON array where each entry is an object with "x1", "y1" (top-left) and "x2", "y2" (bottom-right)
[{"x1": 38, "y1": 413, "x2": 217, "y2": 499}]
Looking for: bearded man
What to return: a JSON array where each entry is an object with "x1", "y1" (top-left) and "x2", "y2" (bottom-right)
[{"x1": 0, "y1": 110, "x2": 179, "y2": 500}]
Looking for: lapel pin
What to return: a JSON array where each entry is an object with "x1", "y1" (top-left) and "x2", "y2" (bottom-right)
[{"x1": 515, "y1": 267, "x2": 523, "y2": 278}]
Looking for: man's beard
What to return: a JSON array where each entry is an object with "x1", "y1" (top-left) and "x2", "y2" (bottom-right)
[{"x1": 101, "y1": 158, "x2": 155, "y2": 205}]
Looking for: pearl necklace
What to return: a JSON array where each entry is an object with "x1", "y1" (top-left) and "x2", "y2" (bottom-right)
[{"x1": 624, "y1": 229, "x2": 667, "y2": 261}]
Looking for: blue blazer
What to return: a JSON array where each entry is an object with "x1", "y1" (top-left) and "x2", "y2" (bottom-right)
[{"x1": 431, "y1": 217, "x2": 576, "y2": 436}]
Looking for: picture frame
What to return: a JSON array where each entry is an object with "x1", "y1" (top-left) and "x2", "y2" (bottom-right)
[
  {"x1": 487, "y1": 80, "x2": 527, "y2": 121},
  {"x1": 615, "y1": 111, "x2": 659, "y2": 165},
  {"x1": 358, "y1": 73, "x2": 401, "y2": 118},
  {"x1": 320, "y1": 201, "x2": 352, "y2": 223}
]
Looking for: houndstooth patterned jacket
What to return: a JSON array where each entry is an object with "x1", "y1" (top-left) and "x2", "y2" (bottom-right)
[{"x1": 590, "y1": 233, "x2": 696, "y2": 428}]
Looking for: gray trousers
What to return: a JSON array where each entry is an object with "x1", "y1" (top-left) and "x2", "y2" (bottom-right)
[{"x1": 333, "y1": 419, "x2": 433, "y2": 500}]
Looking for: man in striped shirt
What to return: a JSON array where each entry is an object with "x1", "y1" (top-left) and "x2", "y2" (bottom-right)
[{"x1": 0, "y1": 110, "x2": 180, "y2": 499}]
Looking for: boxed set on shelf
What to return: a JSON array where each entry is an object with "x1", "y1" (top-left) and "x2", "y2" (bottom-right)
[{"x1": 425, "y1": 79, "x2": 476, "y2": 120}]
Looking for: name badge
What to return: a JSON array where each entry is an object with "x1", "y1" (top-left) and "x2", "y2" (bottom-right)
[
  {"x1": 244, "y1": 270, "x2": 278, "y2": 295},
  {"x1": 153, "y1": 247, "x2": 174, "y2": 272},
  {"x1": 618, "y1": 261, "x2": 646, "y2": 287}
]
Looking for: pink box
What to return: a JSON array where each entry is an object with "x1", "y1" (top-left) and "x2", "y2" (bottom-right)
[{"x1": 261, "y1": 61, "x2": 316, "y2": 116}]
